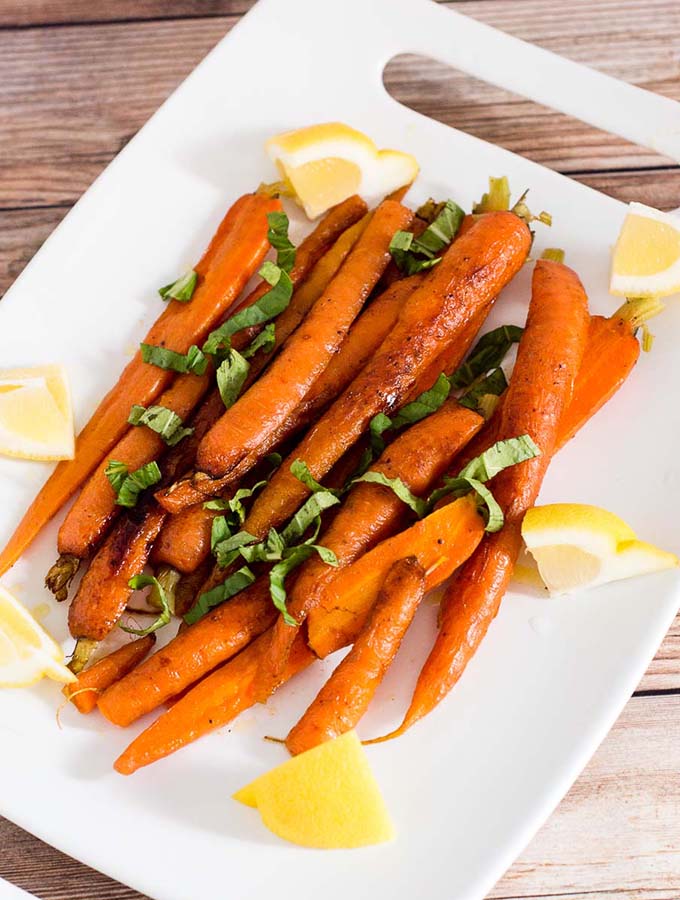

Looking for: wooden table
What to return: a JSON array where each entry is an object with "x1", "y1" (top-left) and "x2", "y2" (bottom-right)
[{"x1": 1, "y1": 1, "x2": 679, "y2": 898}]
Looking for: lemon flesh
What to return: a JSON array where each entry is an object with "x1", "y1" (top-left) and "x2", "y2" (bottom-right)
[
  {"x1": 0, "y1": 585, "x2": 76, "y2": 688},
  {"x1": 0, "y1": 364, "x2": 74, "y2": 460},
  {"x1": 267, "y1": 122, "x2": 418, "y2": 219},
  {"x1": 234, "y1": 731, "x2": 395, "y2": 848},
  {"x1": 522, "y1": 503, "x2": 678, "y2": 595},
  {"x1": 610, "y1": 202, "x2": 680, "y2": 297}
]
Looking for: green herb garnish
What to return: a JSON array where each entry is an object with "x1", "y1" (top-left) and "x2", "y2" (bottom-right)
[
  {"x1": 158, "y1": 269, "x2": 197, "y2": 303},
  {"x1": 352, "y1": 471, "x2": 426, "y2": 517},
  {"x1": 389, "y1": 199, "x2": 464, "y2": 275},
  {"x1": 105, "y1": 459, "x2": 162, "y2": 508},
  {"x1": 128, "y1": 404, "x2": 193, "y2": 446},
  {"x1": 216, "y1": 349, "x2": 250, "y2": 409},
  {"x1": 184, "y1": 567, "x2": 257, "y2": 625},
  {"x1": 121, "y1": 574, "x2": 173, "y2": 635},
  {"x1": 449, "y1": 324, "x2": 523, "y2": 389},
  {"x1": 427, "y1": 435, "x2": 540, "y2": 531},
  {"x1": 140, "y1": 343, "x2": 208, "y2": 375}
]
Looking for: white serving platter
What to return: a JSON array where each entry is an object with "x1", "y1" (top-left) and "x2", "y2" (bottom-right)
[{"x1": 1, "y1": 1, "x2": 679, "y2": 898}]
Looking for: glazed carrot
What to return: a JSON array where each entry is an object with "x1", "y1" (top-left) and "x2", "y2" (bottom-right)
[
  {"x1": 243, "y1": 210, "x2": 371, "y2": 374},
  {"x1": 157, "y1": 273, "x2": 420, "y2": 513},
  {"x1": 68, "y1": 505, "x2": 167, "y2": 642},
  {"x1": 383, "y1": 259, "x2": 590, "y2": 738},
  {"x1": 57, "y1": 372, "x2": 211, "y2": 562},
  {"x1": 258, "y1": 398, "x2": 484, "y2": 693},
  {"x1": 98, "y1": 578, "x2": 276, "y2": 727},
  {"x1": 556, "y1": 298, "x2": 659, "y2": 448},
  {"x1": 306, "y1": 493, "x2": 485, "y2": 659},
  {"x1": 0, "y1": 193, "x2": 278, "y2": 578},
  {"x1": 244, "y1": 212, "x2": 531, "y2": 537},
  {"x1": 230, "y1": 195, "x2": 368, "y2": 351},
  {"x1": 196, "y1": 200, "x2": 414, "y2": 477},
  {"x1": 63, "y1": 635, "x2": 156, "y2": 714},
  {"x1": 151, "y1": 501, "x2": 221, "y2": 574},
  {"x1": 114, "y1": 630, "x2": 314, "y2": 774},
  {"x1": 286, "y1": 557, "x2": 425, "y2": 755}
]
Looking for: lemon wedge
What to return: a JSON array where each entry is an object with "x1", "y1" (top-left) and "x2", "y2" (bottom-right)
[
  {"x1": 522, "y1": 503, "x2": 679, "y2": 596},
  {"x1": 0, "y1": 364, "x2": 74, "y2": 461},
  {"x1": 234, "y1": 731, "x2": 395, "y2": 848},
  {"x1": 0, "y1": 585, "x2": 76, "y2": 687},
  {"x1": 266, "y1": 123, "x2": 419, "y2": 219},
  {"x1": 610, "y1": 202, "x2": 680, "y2": 297}
]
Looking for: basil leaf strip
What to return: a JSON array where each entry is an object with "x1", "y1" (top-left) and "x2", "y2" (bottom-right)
[
  {"x1": 289, "y1": 459, "x2": 340, "y2": 498},
  {"x1": 185, "y1": 567, "x2": 256, "y2": 625},
  {"x1": 427, "y1": 435, "x2": 541, "y2": 531},
  {"x1": 140, "y1": 343, "x2": 208, "y2": 376},
  {"x1": 202, "y1": 212, "x2": 295, "y2": 356},
  {"x1": 128, "y1": 404, "x2": 193, "y2": 446},
  {"x1": 105, "y1": 459, "x2": 161, "y2": 508},
  {"x1": 352, "y1": 471, "x2": 426, "y2": 518},
  {"x1": 216, "y1": 349, "x2": 250, "y2": 409},
  {"x1": 158, "y1": 269, "x2": 197, "y2": 303},
  {"x1": 121, "y1": 574, "x2": 172, "y2": 635},
  {"x1": 450, "y1": 324, "x2": 523, "y2": 390},
  {"x1": 242, "y1": 322, "x2": 276, "y2": 359},
  {"x1": 458, "y1": 367, "x2": 508, "y2": 414},
  {"x1": 389, "y1": 199, "x2": 464, "y2": 274},
  {"x1": 269, "y1": 543, "x2": 337, "y2": 627},
  {"x1": 267, "y1": 210, "x2": 296, "y2": 274}
]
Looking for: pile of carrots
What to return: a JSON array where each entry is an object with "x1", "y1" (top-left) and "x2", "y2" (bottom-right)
[{"x1": 0, "y1": 177, "x2": 655, "y2": 775}]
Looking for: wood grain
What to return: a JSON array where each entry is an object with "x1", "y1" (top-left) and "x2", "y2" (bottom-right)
[
  {"x1": 2, "y1": 0, "x2": 679, "y2": 207},
  {"x1": 2, "y1": 1, "x2": 680, "y2": 899}
]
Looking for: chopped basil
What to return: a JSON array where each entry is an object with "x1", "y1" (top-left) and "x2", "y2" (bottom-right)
[
  {"x1": 242, "y1": 322, "x2": 276, "y2": 359},
  {"x1": 128, "y1": 404, "x2": 193, "y2": 446},
  {"x1": 266, "y1": 210, "x2": 296, "y2": 274},
  {"x1": 185, "y1": 567, "x2": 257, "y2": 625},
  {"x1": 216, "y1": 349, "x2": 250, "y2": 409},
  {"x1": 120, "y1": 574, "x2": 172, "y2": 635},
  {"x1": 458, "y1": 367, "x2": 508, "y2": 414},
  {"x1": 140, "y1": 343, "x2": 208, "y2": 376},
  {"x1": 352, "y1": 471, "x2": 426, "y2": 518},
  {"x1": 158, "y1": 269, "x2": 197, "y2": 303},
  {"x1": 202, "y1": 212, "x2": 295, "y2": 356},
  {"x1": 449, "y1": 325, "x2": 523, "y2": 390},
  {"x1": 390, "y1": 199, "x2": 464, "y2": 275},
  {"x1": 427, "y1": 435, "x2": 540, "y2": 531},
  {"x1": 105, "y1": 459, "x2": 161, "y2": 508}
]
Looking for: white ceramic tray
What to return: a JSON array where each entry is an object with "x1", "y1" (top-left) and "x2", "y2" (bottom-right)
[{"x1": 1, "y1": 1, "x2": 679, "y2": 898}]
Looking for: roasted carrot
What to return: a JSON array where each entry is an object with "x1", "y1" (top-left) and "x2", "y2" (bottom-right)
[
  {"x1": 0, "y1": 193, "x2": 278, "y2": 578},
  {"x1": 114, "y1": 630, "x2": 314, "y2": 774},
  {"x1": 196, "y1": 200, "x2": 414, "y2": 477},
  {"x1": 286, "y1": 557, "x2": 425, "y2": 755},
  {"x1": 257, "y1": 398, "x2": 484, "y2": 694},
  {"x1": 244, "y1": 212, "x2": 531, "y2": 538},
  {"x1": 56, "y1": 372, "x2": 211, "y2": 563},
  {"x1": 150, "y1": 501, "x2": 221, "y2": 574},
  {"x1": 157, "y1": 273, "x2": 420, "y2": 513},
  {"x1": 382, "y1": 259, "x2": 589, "y2": 739},
  {"x1": 62, "y1": 634, "x2": 156, "y2": 714},
  {"x1": 556, "y1": 298, "x2": 661, "y2": 448},
  {"x1": 98, "y1": 578, "x2": 276, "y2": 727},
  {"x1": 230, "y1": 195, "x2": 368, "y2": 351},
  {"x1": 68, "y1": 505, "x2": 167, "y2": 642},
  {"x1": 242, "y1": 211, "x2": 371, "y2": 375},
  {"x1": 306, "y1": 493, "x2": 485, "y2": 659}
]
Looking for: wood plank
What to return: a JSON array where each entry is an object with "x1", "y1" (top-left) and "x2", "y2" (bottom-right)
[
  {"x1": 2, "y1": 0, "x2": 679, "y2": 207},
  {"x1": 2, "y1": 695, "x2": 679, "y2": 900},
  {"x1": 492, "y1": 695, "x2": 680, "y2": 898},
  {"x1": 0, "y1": 0, "x2": 252, "y2": 26}
]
